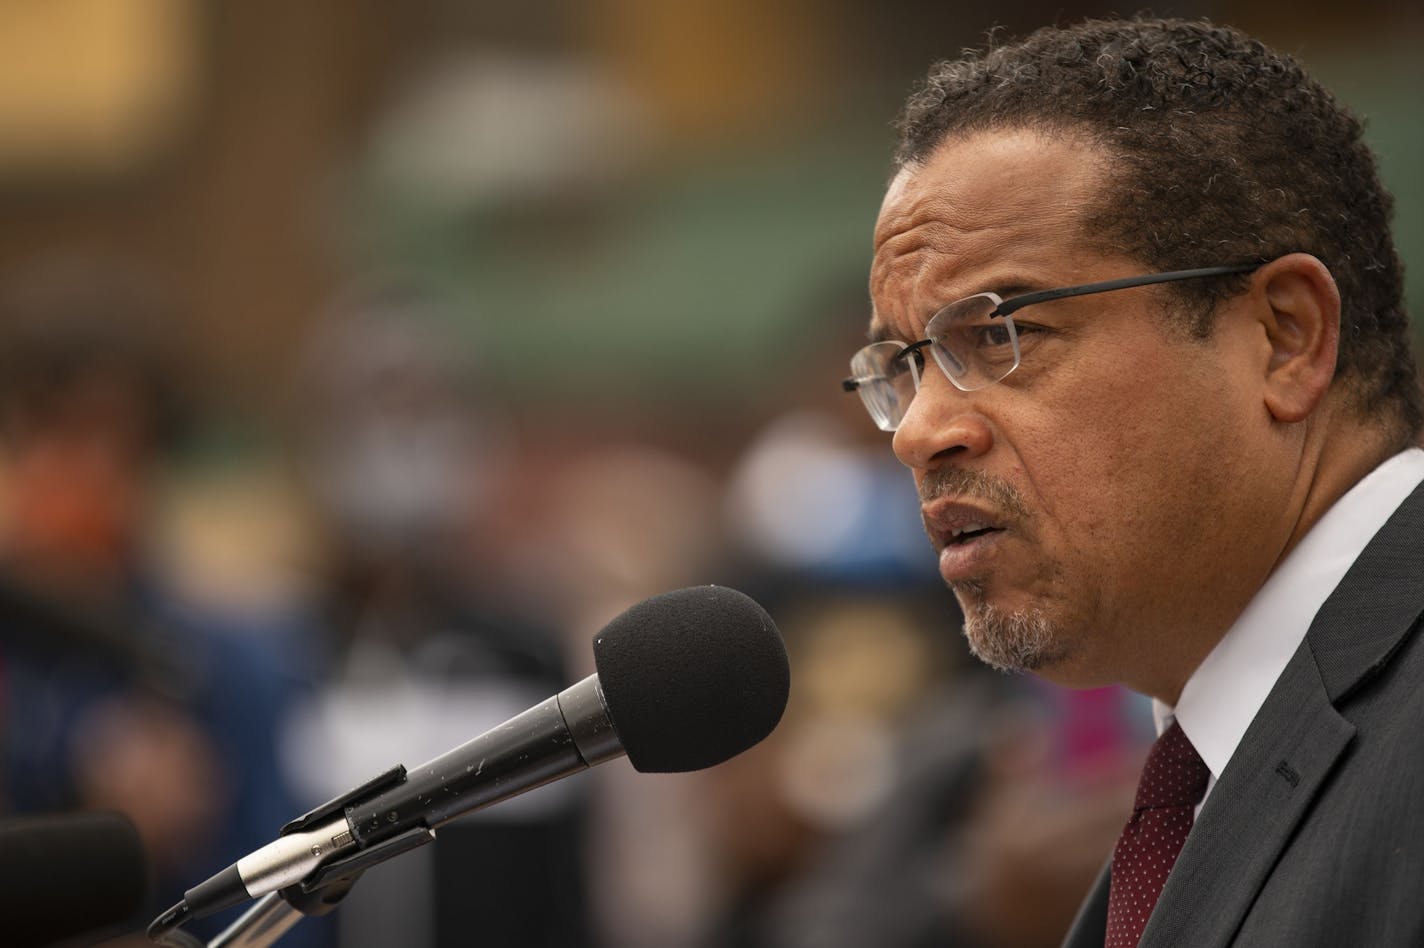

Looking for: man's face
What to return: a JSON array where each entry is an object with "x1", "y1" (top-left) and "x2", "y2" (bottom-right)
[{"x1": 868, "y1": 128, "x2": 1293, "y2": 699}]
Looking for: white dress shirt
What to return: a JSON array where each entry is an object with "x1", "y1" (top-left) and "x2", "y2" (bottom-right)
[{"x1": 1153, "y1": 447, "x2": 1424, "y2": 808}]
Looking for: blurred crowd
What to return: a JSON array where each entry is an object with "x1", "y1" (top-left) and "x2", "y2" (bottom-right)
[{"x1": 0, "y1": 254, "x2": 1152, "y2": 948}]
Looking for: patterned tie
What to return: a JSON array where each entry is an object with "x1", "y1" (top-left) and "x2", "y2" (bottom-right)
[{"x1": 1104, "y1": 721, "x2": 1210, "y2": 948}]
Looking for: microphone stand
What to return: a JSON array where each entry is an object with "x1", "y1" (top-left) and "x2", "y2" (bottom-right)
[
  {"x1": 208, "y1": 893, "x2": 302, "y2": 948},
  {"x1": 150, "y1": 768, "x2": 436, "y2": 948}
]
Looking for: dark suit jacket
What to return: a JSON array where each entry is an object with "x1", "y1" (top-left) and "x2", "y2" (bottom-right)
[{"x1": 1063, "y1": 479, "x2": 1424, "y2": 947}]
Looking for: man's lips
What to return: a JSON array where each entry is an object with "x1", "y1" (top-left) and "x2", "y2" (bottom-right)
[
  {"x1": 921, "y1": 500, "x2": 1010, "y2": 582},
  {"x1": 921, "y1": 500, "x2": 1009, "y2": 548}
]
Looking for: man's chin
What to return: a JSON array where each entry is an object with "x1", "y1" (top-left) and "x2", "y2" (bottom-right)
[{"x1": 960, "y1": 599, "x2": 1067, "y2": 674}]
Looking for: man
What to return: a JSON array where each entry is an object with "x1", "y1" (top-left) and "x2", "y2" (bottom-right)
[{"x1": 843, "y1": 17, "x2": 1424, "y2": 947}]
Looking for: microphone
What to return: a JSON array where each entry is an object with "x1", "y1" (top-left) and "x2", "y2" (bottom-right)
[
  {"x1": 176, "y1": 585, "x2": 790, "y2": 921},
  {"x1": 0, "y1": 810, "x2": 148, "y2": 948}
]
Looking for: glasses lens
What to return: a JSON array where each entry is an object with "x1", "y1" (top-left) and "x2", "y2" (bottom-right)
[
  {"x1": 849, "y1": 341, "x2": 920, "y2": 431},
  {"x1": 926, "y1": 294, "x2": 1020, "y2": 391}
]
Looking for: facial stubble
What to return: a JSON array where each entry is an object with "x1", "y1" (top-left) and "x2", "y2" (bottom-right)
[
  {"x1": 920, "y1": 468, "x2": 1066, "y2": 673},
  {"x1": 951, "y1": 579, "x2": 1063, "y2": 673}
]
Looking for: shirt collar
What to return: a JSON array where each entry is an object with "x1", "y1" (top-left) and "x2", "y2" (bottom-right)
[{"x1": 1154, "y1": 447, "x2": 1424, "y2": 780}]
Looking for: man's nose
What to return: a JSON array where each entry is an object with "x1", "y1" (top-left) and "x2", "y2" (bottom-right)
[{"x1": 891, "y1": 369, "x2": 994, "y2": 471}]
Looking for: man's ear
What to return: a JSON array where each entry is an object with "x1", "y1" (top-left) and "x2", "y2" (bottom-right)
[{"x1": 1253, "y1": 253, "x2": 1340, "y2": 424}]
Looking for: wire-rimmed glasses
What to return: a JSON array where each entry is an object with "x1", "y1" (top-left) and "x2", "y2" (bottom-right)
[{"x1": 843, "y1": 265, "x2": 1259, "y2": 432}]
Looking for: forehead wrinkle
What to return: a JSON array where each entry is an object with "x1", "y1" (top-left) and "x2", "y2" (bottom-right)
[
  {"x1": 869, "y1": 129, "x2": 1115, "y2": 343},
  {"x1": 870, "y1": 189, "x2": 982, "y2": 335},
  {"x1": 872, "y1": 179, "x2": 1000, "y2": 254},
  {"x1": 870, "y1": 214, "x2": 1021, "y2": 341}
]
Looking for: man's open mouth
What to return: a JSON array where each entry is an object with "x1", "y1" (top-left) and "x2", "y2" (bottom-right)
[{"x1": 945, "y1": 524, "x2": 1002, "y2": 545}]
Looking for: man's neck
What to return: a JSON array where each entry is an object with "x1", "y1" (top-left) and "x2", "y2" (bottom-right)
[{"x1": 1149, "y1": 405, "x2": 1400, "y2": 704}]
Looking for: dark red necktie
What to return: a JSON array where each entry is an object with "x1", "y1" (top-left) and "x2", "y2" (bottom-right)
[{"x1": 1104, "y1": 721, "x2": 1210, "y2": 948}]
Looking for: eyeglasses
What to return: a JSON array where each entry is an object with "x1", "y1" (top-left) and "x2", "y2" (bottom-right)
[{"x1": 842, "y1": 264, "x2": 1259, "y2": 432}]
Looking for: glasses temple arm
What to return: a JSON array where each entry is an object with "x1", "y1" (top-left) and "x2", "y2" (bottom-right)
[{"x1": 992, "y1": 264, "x2": 1259, "y2": 317}]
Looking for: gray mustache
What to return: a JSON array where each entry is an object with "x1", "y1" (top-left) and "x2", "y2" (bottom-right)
[{"x1": 918, "y1": 468, "x2": 1030, "y2": 522}]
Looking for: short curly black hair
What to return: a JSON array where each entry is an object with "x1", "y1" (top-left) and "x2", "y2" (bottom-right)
[{"x1": 896, "y1": 17, "x2": 1421, "y2": 441}]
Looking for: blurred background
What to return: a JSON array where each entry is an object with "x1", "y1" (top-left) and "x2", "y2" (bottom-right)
[{"x1": 0, "y1": 1, "x2": 1418, "y2": 946}]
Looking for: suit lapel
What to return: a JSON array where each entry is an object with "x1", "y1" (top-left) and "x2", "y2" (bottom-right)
[
  {"x1": 1060, "y1": 862, "x2": 1110, "y2": 948},
  {"x1": 1137, "y1": 478, "x2": 1424, "y2": 947},
  {"x1": 1138, "y1": 646, "x2": 1354, "y2": 947},
  {"x1": 1058, "y1": 656, "x2": 1355, "y2": 948}
]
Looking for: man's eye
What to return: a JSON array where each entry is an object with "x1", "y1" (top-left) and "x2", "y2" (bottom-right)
[{"x1": 973, "y1": 323, "x2": 1014, "y2": 347}]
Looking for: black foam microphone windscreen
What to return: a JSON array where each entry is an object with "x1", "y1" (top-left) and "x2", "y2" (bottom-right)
[
  {"x1": 0, "y1": 810, "x2": 148, "y2": 947},
  {"x1": 593, "y1": 585, "x2": 791, "y2": 773}
]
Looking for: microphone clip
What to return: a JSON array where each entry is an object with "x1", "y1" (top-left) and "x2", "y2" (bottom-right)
[
  {"x1": 279, "y1": 825, "x2": 435, "y2": 917},
  {"x1": 274, "y1": 764, "x2": 435, "y2": 916},
  {"x1": 278, "y1": 764, "x2": 407, "y2": 837}
]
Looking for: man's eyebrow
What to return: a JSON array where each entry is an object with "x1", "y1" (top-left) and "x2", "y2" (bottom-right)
[
  {"x1": 865, "y1": 277, "x2": 1043, "y2": 343},
  {"x1": 868, "y1": 313, "x2": 929, "y2": 345},
  {"x1": 992, "y1": 282, "x2": 1040, "y2": 300},
  {"x1": 867, "y1": 322, "x2": 903, "y2": 345}
]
